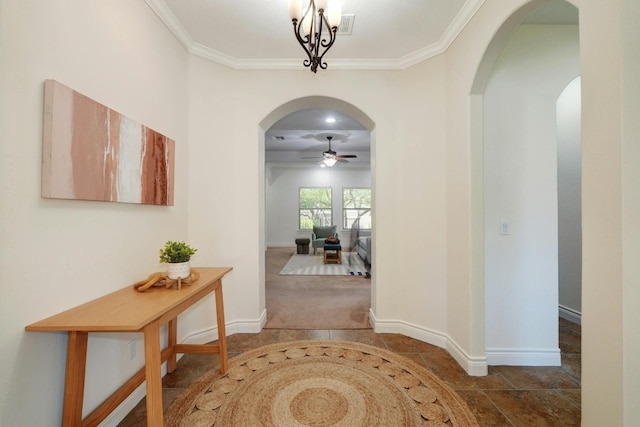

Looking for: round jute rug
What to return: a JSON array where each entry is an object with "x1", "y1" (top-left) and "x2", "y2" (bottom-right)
[{"x1": 165, "y1": 340, "x2": 479, "y2": 427}]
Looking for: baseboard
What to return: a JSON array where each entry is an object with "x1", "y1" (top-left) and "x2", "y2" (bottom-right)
[
  {"x1": 98, "y1": 313, "x2": 268, "y2": 426},
  {"x1": 98, "y1": 370, "x2": 164, "y2": 427},
  {"x1": 559, "y1": 304, "x2": 582, "y2": 325},
  {"x1": 446, "y1": 338, "x2": 488, "y2": 377},
  {"x1": 194, "y1": 310, "x2": 267, "y2": 338},
  {"x1": 100, "y1": 355, "x2": 175, "y2": 427},
  {"x1": 369, "y1": 309, "x2": 448, "y2": 348},
  {"x1": 369, "y1": 310, "x2": 485, "y2": 377},
  {"x1": 267, "y1": 242, "x2": 296, "y2": 248},
  {"x1": 371, "y1": 307, "x2": 566, "y2": 371},
  {"x1": 485, "y1": 347, "x2": 561, "y2": 366}
]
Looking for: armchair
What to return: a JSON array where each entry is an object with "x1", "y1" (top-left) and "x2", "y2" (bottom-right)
[{"x1": 311, "y1": 225, "x2": 338, "y2": 255}]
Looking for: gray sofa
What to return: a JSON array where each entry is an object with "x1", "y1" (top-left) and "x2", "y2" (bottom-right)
[
  {"x1": 355, "y1": 231, "x2": 371, "y2": 266},
  {"x1": 350, "y1": 212, "x2": 371, "y2": 266}
]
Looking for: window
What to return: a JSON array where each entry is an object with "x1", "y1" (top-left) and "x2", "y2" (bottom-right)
[
  {"x1": 299, "y1": 187, "x2": 332, "y2": 229},
  {"x1": 343, "y1": 188, "x2": 371, "y2": 230}
]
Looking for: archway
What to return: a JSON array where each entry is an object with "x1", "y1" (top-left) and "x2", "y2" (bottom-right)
[
  {"x1": 257, "y1": 96, "x2": 377, "y2": 327},
  {"x1": 471, "y1": 0, "x2": 580, "y2": 365}
]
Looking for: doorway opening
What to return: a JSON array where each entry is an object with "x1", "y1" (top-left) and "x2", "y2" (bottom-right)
[
  {"x1": 471, "y1": 0, "x2": 580, "y2": 366},
  {"x1": 259, "y1": 97, "x2": 376, "y2": 329}
]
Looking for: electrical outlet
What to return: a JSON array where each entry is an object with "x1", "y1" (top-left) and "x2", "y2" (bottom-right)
[{"x1": 128, "y1": 339, "x2": 136, "y2": 360}]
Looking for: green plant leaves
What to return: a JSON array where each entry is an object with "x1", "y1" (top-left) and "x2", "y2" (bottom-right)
[{"x1": 159, "y1": 240, "x2": 198, "y2": 263}]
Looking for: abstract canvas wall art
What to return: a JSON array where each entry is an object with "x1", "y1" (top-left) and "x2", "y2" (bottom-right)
[{"x1": 42, "y1": 80, "x2": 175, "y2": 205}]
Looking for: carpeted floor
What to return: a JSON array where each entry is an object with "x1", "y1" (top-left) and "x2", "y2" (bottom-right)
[
  {"x1": 265, "y1": 247, "x2": 371, "y2": 329},
  {"x1": 165, "y1": 340, "x2": 479, "y2": 426}
]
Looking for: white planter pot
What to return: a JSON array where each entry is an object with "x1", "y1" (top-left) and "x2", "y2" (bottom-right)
[{"x1": 167, "y1": 261, "x2": 190, "y2": 279}]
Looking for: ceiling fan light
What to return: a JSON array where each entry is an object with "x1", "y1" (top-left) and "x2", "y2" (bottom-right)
[{"x1": 323, "y1": 157, "x2": 337, "y2": 167}]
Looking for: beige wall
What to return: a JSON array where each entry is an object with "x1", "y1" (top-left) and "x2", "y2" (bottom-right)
[
  {"x1": 185, "y1": 57, "x2": 451, "y2": 339},
  {"x1": 483, "y1": 24, "x2": 580, "y2": 364},
  {"x1": 445, "y1": 0, "x2": 637, "y2": 424},
  {"x1": 621, "y1": 0, "x2": 640, "y2": 423},
  {"x1": 0, "y1": 1, "x2": 189, "y2": 424},
  {"x1": 578, "y1": 0, "x2": 629, "y2": 424}
]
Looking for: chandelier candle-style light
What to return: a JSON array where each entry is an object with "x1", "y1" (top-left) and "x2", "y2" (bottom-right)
[{"x1": 288, "y1": 0, "x2": 342, "y2": 73}]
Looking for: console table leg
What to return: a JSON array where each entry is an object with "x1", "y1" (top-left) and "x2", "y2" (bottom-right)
[
  {"x1": 62, "y1": 331, "x2": 88, "y2": 426},
  {"x1": 215, "y1": 283, "x2": 228, "y2": 374},
  {"x1": 167, "y1": 319, "x2": 177, "y2": 373},
  {"x1": 143, "y1": 322, "x2": 163, "y2": 426}
]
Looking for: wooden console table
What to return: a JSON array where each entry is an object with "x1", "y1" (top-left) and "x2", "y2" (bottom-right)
[{"x1": 25, "y1": 267, "x2": 232, "y2": 427}]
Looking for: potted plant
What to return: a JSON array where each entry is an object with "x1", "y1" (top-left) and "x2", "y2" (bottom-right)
[{"x1": 159, "y1": 240, "x2": 198, "y2": 279}]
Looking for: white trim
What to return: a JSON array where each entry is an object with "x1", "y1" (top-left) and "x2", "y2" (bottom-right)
[
  {"x1": 145, "y1": 0, "x2": 485, "y2": 71},
  {"x1": 446, "y1": 337, "x2": 488, "y2": 377},
  {"x1": 144, "y1": 0, "x2": 194, "y2": 50},
  {"x1": 98, "y1": 313, "x2": 267, "y2": 426},
  {"x1": 98, "y1": 382, "x2": 147, "y2": 427},
  {"x1": 439, "y1": 0, "x2": 486, "y2": 54},
  {"x1": 485, "y1": 347, "x2": 562, "y2": 366},
  {"x1": 369, "y1": 309, "x2": 488, "y2": 377},
  {"x1": 370, "y1": 309, "x2": 561, "y2": 374},
  {"x1": 268, "y1": 242, "x2": 297, "y2": 248},
  {"x1": 559, "y1": 304, "x2": 582, "y2": 325},
  {"x1": 227, "y1": 309, "x2": 269, "y2": 335},
  {"x1": 370, "y1": 310, "x2": 448, "y2": 347}
]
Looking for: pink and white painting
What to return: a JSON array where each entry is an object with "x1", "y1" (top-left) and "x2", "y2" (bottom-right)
[{"x1": 42, "y1": 79, "x2": 175, "y2": 205}]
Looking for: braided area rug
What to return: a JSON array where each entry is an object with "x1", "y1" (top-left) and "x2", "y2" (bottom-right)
[{"x1": 165, "y1": 340, "x2": 478, "y2": 427}]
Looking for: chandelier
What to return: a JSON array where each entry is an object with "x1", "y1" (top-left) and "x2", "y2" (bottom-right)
[{"x1": 288, "y1": 0, "x2": 342, "y2": 73}]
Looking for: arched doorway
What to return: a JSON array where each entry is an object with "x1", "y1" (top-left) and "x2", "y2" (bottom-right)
[
  {"x1": 471, "y1": 0, "x2": 580, "y2": 365},
  {"x1": 258, "y1": 96, "x2": 376, "y2": 328}
]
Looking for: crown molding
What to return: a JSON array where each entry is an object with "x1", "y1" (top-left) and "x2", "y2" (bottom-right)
[
  {"x1": 145, "y1": 0, "x2": 194, "y2": 50},
  {"x1": 146, "y1": 0, "x2": 485, "y2": 71},
  {"x1": 441, "y1": 0, "x2": 487, "y2": 52},
  {"x1": 393, "y1": 0, "x2": 486, "y2": 69}
]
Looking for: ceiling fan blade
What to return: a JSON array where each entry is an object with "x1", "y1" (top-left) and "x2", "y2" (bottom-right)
[{"x1": 298, "y1": 137, "x2": 358, "y2": 165}]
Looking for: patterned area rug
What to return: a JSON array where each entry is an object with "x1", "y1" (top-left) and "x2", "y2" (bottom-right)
[
  {"x1": 279, "y1": 252, "x2": 369, "y2": 276},
  {"x1": 165, "y1": 340, "x2": 479, "y2": 427}
]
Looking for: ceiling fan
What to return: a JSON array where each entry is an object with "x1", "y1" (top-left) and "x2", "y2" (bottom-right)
[{"x1": 302, "y1": 136, "x2": 357, "y2": 167}]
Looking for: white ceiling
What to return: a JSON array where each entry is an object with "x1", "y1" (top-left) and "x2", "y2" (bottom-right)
[
  {"x1": 265, "y1": 108, "x2": 370, "y2": 164},
  {"x1": 148, "y1": 0, "x2": 476, "y2": 70},
  {"x1": 146, "y1": 0, "x2": 578, "y2": 164}
]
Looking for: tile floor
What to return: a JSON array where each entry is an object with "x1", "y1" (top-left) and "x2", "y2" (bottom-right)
[
  {"x1": 118, "y1": 319, "x2": 581, "y2": 426},
  {"x1": 120, "y1": 247, "x2": 580, "y2": 425}
]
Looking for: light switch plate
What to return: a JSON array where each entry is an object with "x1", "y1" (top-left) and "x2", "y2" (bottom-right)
[{"x1": 500, "y1": 220, "x2": 510, "y2": 235}]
